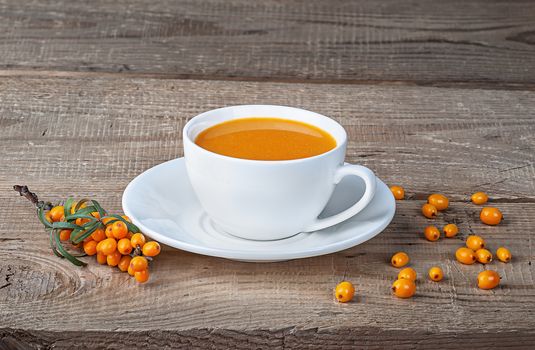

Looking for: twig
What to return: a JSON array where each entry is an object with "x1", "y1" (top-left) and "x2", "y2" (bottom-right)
[{"x1": 13, "y1": 185, "x2": 52, "y2": 210}]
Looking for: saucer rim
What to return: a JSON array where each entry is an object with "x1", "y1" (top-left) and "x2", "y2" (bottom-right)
[{"x1": 122, "y1": 158, "x2": 395, "y2": 261}]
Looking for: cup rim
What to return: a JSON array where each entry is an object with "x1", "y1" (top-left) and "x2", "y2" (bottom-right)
[{"x1": 183, "y1": 104, "x2": 347, "y2": 165}]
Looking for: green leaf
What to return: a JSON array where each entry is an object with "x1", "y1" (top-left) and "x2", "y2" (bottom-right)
[
  {"x1": 68, "y1": 206, "x2": 97, "y2": 217},
  {"x1": 51, "y1": 221, "x2": 82, "y2": 230},
  {"x1": 72, "y1": 222, "x2": 100, "y2": 244},
  {"x1": 49, "y1": 230, "x2": 62, "y2": 258},
  {"x1": 63, "y1": 197, "x2": 75, "y2": 219},
  {"x1": 102, "y1": 215, "x2": 140, "y2": 233},
  {"x1": 91, "y1": 199, "x2": 107, "y2": 219},
  {"x1": 54, "y1": 230, "x2": 86, "y2": 266},
  {"x1": 64, "y1": 213, "x2": 96, "y2": 221},
  {"x1": 38, "y1": 207, "x2": 53, "y2": 228}
]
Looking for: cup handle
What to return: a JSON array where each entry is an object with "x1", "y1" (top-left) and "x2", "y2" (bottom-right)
[{"x1": 302, "y1": 164, "x2": 377, "y2": 232}]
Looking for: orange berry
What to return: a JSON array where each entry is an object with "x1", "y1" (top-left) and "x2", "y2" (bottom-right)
[
  {"x1": 475, "y1": 248, "x2": 493, "y2": 264},
  {"x1": 428, "y1": 267, "x2": 444, "y2": 281},
  {"x1": 76, "y1": 218, "x2": 90, "y2": 226},
  {"x1": 70, "y1": 201, "x2": 87, "y2": 214},
  {"x1": 117, "y1": 238, "x2": 133, "y2": 255},
  {"x1": 134, "y1": 269, "x2": 149, "y2": 283},
  {"x1": 127, "y1": 232, "x2": 134, "y2": 239},
  {"x1": 99, "y1": 238, "x2": 117, "y2": 255},
  {"x1": 107, "y1": 251, "x2": 122, "y2": 267},
  {"x1": 83, "y1": 240, "x2": 98, "y2": 256},
  {"x1": 471, "y1": 192, "x2": 488, "y2": 205},
  {"x1": 105, "y1": 225, "x2": 114, "y2": 238},
  {"x1": 142, "y1": 241, "x2": 161, "y2": 257},
  {"x1": 424, "y1": 225, "x2": 440, "y2": 242},
  {"x1": 49, "y1": 206, "x2": 65, "y2": 222},
  {"x1": 391, "y1": 252, "x2": 410, "y2": 268},
  {"x1": 130, "y1": 256, "x2": 148, "y2": 272},
  {"x1": 480, "y1": 207, "x2": 502, "y2": 225},
  {"x1": 111, "y1": 221, "x2": 128, "y2": 239},
  {"x1": 83, "y1": 235, "x2": 93, "y2": 243},
  {"x1": 443, "y1": 224, "x2": 459, "y2": 238},
  {"x1": 45, "y1": 211, "x2": 53, "y2": 223},
  {"x1": 96, "y1": 252, "x2": 107, "y2": 265},
  {"x1": 398, "y1": 267, "x2": 417, "y2": 281},
  {"x1": 91, "y1": 211, "x2": 101, "y2": 220},
  {"x1": 334, "y1": 281, "x2": 355, "y2": 303},
  {"x1": 390, "y1": 186, "x2": 405, "y2": 200},
  {"x1": 496, "y1": 247, "x2": 512, "y2": 263},
  {"x1": 91, "y1": 228, "x2": 106, "y2": 242},
  {"x1": 121, "y1": 215, "x2": 131, "y2": 223},
  {"x1": 421, "y1": 203, "x2": 438, "y2": 219},
  {"x1": 456, "y1": 247, "x2": 476, "y2": 265},
  {"x1": 427, "y1": 194, "x2": 449, "y2": 211},
  {"x1": 96, "y1": 240, "x2": 104, "y2": 253},
  {"x1": 130, "y1": 233, "x2": 146, "y2": 248},
  {"x1": 477, "y1": 270, "x2": 500, "y2": 290},
  {"x1": 466, "y1": 235, "x2": 485, "y2": 251},
  {"x1": 59, "y1": 229, "x2": 72, "y2": 241},
  {"x1": 118, "y1": 255, "x2": 132, "y2": 272},
  {"x1": 392, "y1": 279, "x2": 416, "y2": 298},
  {"x1": 127, "y1": 265, "x2": 135, "y2": 276}
]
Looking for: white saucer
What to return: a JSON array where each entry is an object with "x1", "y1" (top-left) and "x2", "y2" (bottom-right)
[{"x1": 122, "y1": 158, "x2": 395, "y2": 262}]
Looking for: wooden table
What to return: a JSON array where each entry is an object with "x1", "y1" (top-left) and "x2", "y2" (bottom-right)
[{"x1": 1, "y1": 1, "x2": 534, "y2": 348}]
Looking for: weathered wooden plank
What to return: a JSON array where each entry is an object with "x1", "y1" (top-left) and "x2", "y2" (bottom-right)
[
  {"x1": 1, "y1": 0, "x2": 535, "y2": 84},
  {"x1": 0, "y1": 77, "x2": 534, "y2": 346},
  {"x1": 0, "y1": 77, "x2": 533, "y2": 199}
]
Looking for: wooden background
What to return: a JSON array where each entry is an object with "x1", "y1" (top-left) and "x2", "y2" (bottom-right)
[{"x1": 1, "y1": 0, "x2": 534, "y2": 349}]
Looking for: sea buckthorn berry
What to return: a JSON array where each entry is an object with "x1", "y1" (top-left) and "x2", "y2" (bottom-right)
[
  {"x1": 427, "y1": 194, "x2": 449, "y2": 211},
  {"x1": 105, "y1": 225, "x2": 114, "y2": 238},
  {"x1": 424, "y1": 226, "x2": 440, "y2": 242},
  {"x1": 111, "y1": 221, "x2": 128, "y2": 240},
  {"x1": 334, "y1": 281, "x2": 355, "y2": 303},
  {"x1": 83, "y1": 240, "x2": 98, "y2": 256},
  {"x1": 471, "y1": 192, "x2": 488, "y2": 205},
  {"x1": 456, "y1": 247, "x2": 476, "y2": 265},
  {"x1": 118, "y1": 255, "x2": 132, "y2": 272},
  {"x1": 422, "y1": 203, "x2": 438, "y2": 219},
  {"x1": 443, "y1": 223, "x2": 459, "y2": 238},
  {"x1": 142, "y1": 241, "x2": 161, "y2": 257},
  {"x1": 127, "y1": 265, "x2": 135, "y2": 276},
  {"x1": 91, "y1": 211, "x2": 101, "y2": 220},
  {"x1": 390, "y1": 186, "x2": 405, "y2": 200},
  {"x1": 107, "y1": 251, "x2": 122, "y2": 267},
  {"x1": 428, "y1": 267, "x2": 443, "y2": 281},
  {"x1": 99, "y1": 238, "x2": 117, "y2": 255},
  {"x1": 477, "y1": 270, "x2": 500, "y2": 290},
  {"x1": 83, "y1": 235, "x2": 93, "y2": 243},
  {"x1": 45, "y1": 211, "x2": 53, "y2": 223},
  {"x1": 117, "y1": 238, "x2": 133, "y2": 255},
  {"x1": 134, "y1": 269, "x2": 149, "y2": 283},
  {"x1": 59, "y1": 229, "x2": 72, "y2": 241},
  {"x1": 466, "y1": 235, "x2": 485, "y2": 251},
  {"x1": 392, "y1": 279, "x2": 416, "y2": 298},
  {"x1": 127, "y1": 232, "x2": 133, "y2": 239},
  {"x1": 391, "y1": 252, "x2": 410, "y2": 268},
  {"x1": 475, "y1": 248, "x2": 492, "y2": 264},
  {"x1": 96, "y1": 240, "x2": 104, "y2": 253},
  {"x1": 130, "y1": 233, "x2": 146, "y2": 248},
  {"x1": 96, "y1": 252, "x2": 107, "y2": 265},
  {"x1": 70, "y1": 201, "x2": 87, "y2": 214},
  {"x1": 49, "y1": 206, "x2": 65, "y2": 222},
  {"x1": 91, "y1": 228, "x2": 106, "y2": 242},
  {"x1": 121, "y1": 215, "x2": 131, "y2": 223},
  {"x1": 496, "y1": 247, "x2": 512, "y2": 263},
  {"x1": 130, "y1": 256, "x2": 148, "y2": 272},
  {"x1": 76, "y1": 218, "x2": 90, "y2": 226},
  {"x1": 398, "y1": 267, "x2": 417, "y2": 281},
  {"x1": 480, "y1": 207, "x2": 502, "y2": 226}
]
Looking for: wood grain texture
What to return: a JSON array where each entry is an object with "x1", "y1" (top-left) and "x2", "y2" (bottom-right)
[
  {"x1": 1, "y1": 0, "x2": 535, "y2": 85},
  {"x1": 0, "y1": 77, "x2": 534, "y2": 348}
]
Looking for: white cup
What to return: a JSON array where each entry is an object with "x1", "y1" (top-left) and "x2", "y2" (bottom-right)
[{"x1": 183, "y1": 105, "x2": 377, "y2": 240}]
